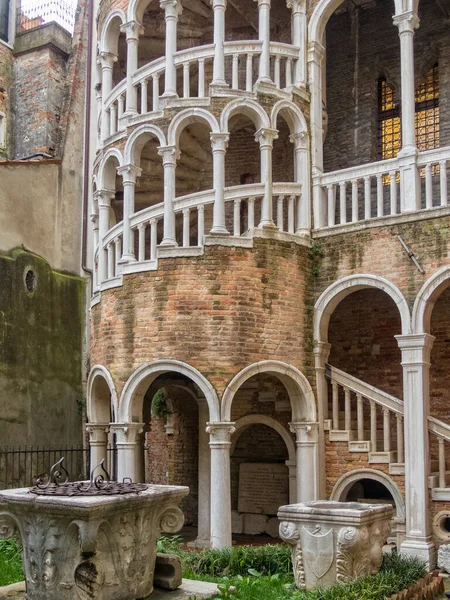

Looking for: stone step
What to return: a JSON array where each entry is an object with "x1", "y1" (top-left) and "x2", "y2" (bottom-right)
[
  {"x1": 368, "y1": 451, "x2": 397, "y2": 464},
  {"x1": 431, "y1": 487, "x2": 450, "y2": 501},
  {"x1": 389, "y1": 462, "x2": 405, "y2": 475},
  {"x1": 429, "y1": 471, "x2": 450, "y2": 489}
]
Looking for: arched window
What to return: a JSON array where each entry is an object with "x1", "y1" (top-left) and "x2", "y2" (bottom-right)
[{"x1": 377, "y1": 65, "x2": 439, "y2": 161}]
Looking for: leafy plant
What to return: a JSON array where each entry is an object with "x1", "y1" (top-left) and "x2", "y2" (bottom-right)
[
  {"x1": 0, "y1": 538, "x2": 23, "y2": 587},
  {"x1": 151, "y1": 389, "x2": 172, "y2": 419},
  {"x1": 157, "y1": 535, "x2": 183, "y2": 553}
]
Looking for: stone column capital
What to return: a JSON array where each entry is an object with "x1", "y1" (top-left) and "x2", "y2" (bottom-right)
[
  {"x1": 286, "y1": 0, "x2": 305, "y2": 14},
  {"x1": 90, "y1": 212, "x2": 99, "y2": 229},
  {"x1": 210, "y1": 132, "x2": 230, "y2": 152},
  {"x1": 255, "y1": 127, "x2": 279, "y2": 147},
  {"x1": 395, "y1": 333, "x2": 435, "y2": 365},
  {"x1": 97, "y1": 189, "x2": 115, "y2": 207},
  {"x1": 158, "y1": 145, "x2": 181, "y2": 165},
  {"x1": 210, "y1": 0, "x2": 227, "y2": 9},
  {"x1": 307, "y1": 40, "x2": 325, "y2": 64},
  {"x1": 86, "y1": 423, "x2": 110, "y2": 441},
  {"x1": 110, "y1": 422, "x2": 144, "y2": 444},
  {"x1": 99, "y1": 51, "x2": 117, "y2": 69},
  {"x1": 313, "y1": 341, "x2": 331, "y2": 367},
  {"x1": 393, "y1": 11, "x2": 419, "y2": 34},
  {"x1": 290, "y1": 131, "x2": 308, "y2": 149},
  {"x1": 117, "y1": 164, "x2": 142, "y2": 183},
  {"x1": 120, "y1": 20, "x2": 144, "y2": 40},
  {"x1": 253, "y1": 0, "x2": 271, "y2": 6},
  {"x1": 289, "y1": 421, "x2": 319, "y2": 443},
  {"x1": 206, "y1": 422, "x2": 236, "y2": 447},
  {"x1": 160, "y1": 0, "x2": 183, "y2": 18}
]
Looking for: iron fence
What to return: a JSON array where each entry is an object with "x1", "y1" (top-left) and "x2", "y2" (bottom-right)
[
  {"x1": 16, "y1": 0, "x2": 76, "y2": 34},
  {"x1": 0, "y1": 445, "x2": 117, "y2": 490}
]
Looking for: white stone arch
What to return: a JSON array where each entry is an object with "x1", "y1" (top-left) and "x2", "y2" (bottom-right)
[
  {"x1": 231, "y1": 415, "x2": 296, "y2": 464},
  {"x1": 97, "y1": 148, "x2": 124, "y2": 190},
  {"x1": 99, "y1": 9, "x2": 126, "y2": 55},
  {"x1": 220, "y1": 98, "x2": 271, "y2": 133},
  {"x1": 314, "y1": 274, "x2": 411, "y2": 343},
  {"x1": 118, "y1": 359, "x2": 221, "y2": 423},
  {"x1": 221, "y1": 360, "x2": 316, "y2": 423},
  {"x1": 270, "y1": 100, "x2": 308, "y2": 135},
  {"x1": 124, "y1": 124, "x2": 167, "y2": 166},
  {"x1": 87, "y1": 365, "x2": 118, "y2": 422},
  {"x1": 331, "y1": 468, "x2": 405, "y2": 519},
  {"x1": 412, "y1": 266, "x2": 450, "y2": 334},
  {"x1": 167, "y1": 108, "x2": 220, "y2": 148},
  {"x1": 127, "y1": 0, "x2": 152, "y2": 25}
]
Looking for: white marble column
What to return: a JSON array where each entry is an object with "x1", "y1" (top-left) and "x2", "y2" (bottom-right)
[
  {"x1": 308, "y1": 41, "x2": 326, "y2": 229},
  {"x1": 254, "y1": 0, "x2": 274, "y2": 89},
  {"x1": 285, "y1": 459, "x2": 297, "y2": 504},
  {"x1": 314, "y1": 341, "x2": 330, "y2": 499},
  {"x1": 290, "y1": 422, "x2": 319, "y2": 503},
  {"x1": 287, "y1": 0, "x2": 306, "y2": 88},
  {"x1": 91, "y1": 196, "x2": 100, "y2": 290},
  {"x1": 196, "y1": 402, "x2": 211, "y2": 547},
  {"x1": 393, "y1": 11, "x2": 420, "y2": 213},
  {"x1": 207, "y1": 422, "x2": 235, "y2": 548},
  {"x1": 158, "y1": 145, "x2": 180, "y2": 246},
  {"x1": 117, "y1": 164, "x2": 142, "y2": 262},
  {"x1": 121, "y1": 20, "x2": 144, "y2": 118},
  {"x1": 99, "y1": 52, "x2": 117, "y2": 142},
  {"x1": 160, "y1": 0, "x2": 182, "y2": 98},
  {"x1": 97, "y1": 190, "x2": 115, "y2": 283},
  {"x1": 86, "y1": 424, "x2": 110, "y2": 469},
  {"x1": 111, "y1": 423, "x2": 145, "y2": 483},
  {"x1": 210, "y1": 133, "x2": 230, "y2": 235},
  {"x1": 210, "y1": 0, "x2": 228, "y2": 88},
  {"x1": 396, "y1": 333, "x2": 435, "y2": 568},
  {"x1": 290, "y1": 131, "x2": 311, "y2": 234},
  {"x1": 256, "y1": 128, "x2": 278, "y2": 228}
]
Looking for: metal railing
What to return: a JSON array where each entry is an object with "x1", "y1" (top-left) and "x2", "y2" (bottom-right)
[
  {"x1": 0, "y1": 444, "x2": 117, "y2": 490},
  {"x1": 16, "y1": 0, "x2": 76, "y2": 34}
]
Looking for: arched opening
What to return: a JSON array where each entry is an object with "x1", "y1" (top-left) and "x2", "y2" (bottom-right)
[
  {"x1": 328, "y1": 289, "x2": 403, "y2": 398},
  {"x1": 87, "y1": 368, "x2": 117, "y2": 477},
  {"x1": 143, "y1": 378, "x2": 201, "y2": 536},
  {"x1": 98, "y1": 153, "x2": 123, "y2": 228},
  {"x1": 118, "y1": 361, "x2": 220, "y2": 545},
  {"x1": 331, "y1": 470, "x2": 405, "y2": 549},
  {"x1": 101, "y1": 14, "x2": 127, "y2": 87},
  {"x1": 134, "y1": 134, "x2": 163, "y2": 212},
  {"x1": 231, "y1": 422, "x2": 290, "y2": 540}
]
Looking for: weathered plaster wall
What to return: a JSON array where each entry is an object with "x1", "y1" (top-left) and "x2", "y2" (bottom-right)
[
  {"x1": 0, "y1": 248, "x2": 84, "y2": 449},
  {"x1": 0, "y1": 41, "x2": 13, "y2": 159}
]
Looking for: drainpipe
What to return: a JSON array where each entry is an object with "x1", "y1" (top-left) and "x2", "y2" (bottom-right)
[{"x1": 82, "y1": 0, "x2": 94, "y2": 277}]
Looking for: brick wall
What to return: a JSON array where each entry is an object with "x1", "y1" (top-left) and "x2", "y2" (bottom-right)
[
  {"x1": 324, "y1": 0, "x2": 450, "y2": 172},
  {"x1": 90, "y1": 237, "x2": 311, "y2": 400}
]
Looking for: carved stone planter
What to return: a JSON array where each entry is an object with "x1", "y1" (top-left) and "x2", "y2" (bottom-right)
[
  {"x1": 0, "y1": 484, "x2": 188, "y2": 600},
  {"x1": 278, "y1": 501, "x2": 394, "y2": 591}
]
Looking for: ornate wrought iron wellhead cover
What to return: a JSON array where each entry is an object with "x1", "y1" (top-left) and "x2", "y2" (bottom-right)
[{"x1": 30, "y1": 457, "x2": 148, "y2": 496}]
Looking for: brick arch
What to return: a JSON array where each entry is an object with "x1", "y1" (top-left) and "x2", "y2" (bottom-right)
[
  {"x1": 124, "y1": 124, "x2": 167, "y2": 166},
  {"x1": 167, "y1": 108, "x2": 220, "y2": 148},
  {"x1": 118, "y1": 360, "x2": 220, "y2": 423},
  {"x1": 220, "y1": 98, "x2": 270, "y2": 133},
  {"x1": 87, "y1": 365, "x2": 118, "y2": 422},
  {"x1": 231, "y1": 415, "x2": 296, "y2": 464},
  {"x1": 314, "y1": 274, "x2": 411, "y2": 343},
  {"x1": 330, "y1": 468, "x2": 405, "y2": 519},
  {"x1": 412, "y1": 266, "x2": 450, "y2": 334},
  {"x1": 270, "y1": 100, "x2": 307, "y2": 135},
  {"x1": 221, "y1": 361, "x2": 316, "y2": 423}
]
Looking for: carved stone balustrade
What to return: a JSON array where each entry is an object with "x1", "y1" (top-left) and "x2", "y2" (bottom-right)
[
  {"x1": 0, "y1": 484, "x2": 188, "y2": 600},
  {"x1": 278, "y1": 500, "x2": 394, "y2": 591}
]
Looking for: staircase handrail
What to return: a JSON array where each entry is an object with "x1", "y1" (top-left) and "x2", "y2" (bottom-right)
[
  {"x1": 325, "y1": 364, "x2": 404, "y2": 416},
  {"x1": 428, "y1": 416, "x2": 450, "y2": 442}
]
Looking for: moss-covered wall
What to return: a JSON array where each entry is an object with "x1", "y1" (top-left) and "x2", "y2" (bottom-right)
[{"x1": 0, "y1": 248, "x2": 84, "y2": 448}]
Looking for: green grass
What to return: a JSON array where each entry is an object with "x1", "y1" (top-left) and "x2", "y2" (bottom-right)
[{"x1": 0, "y1": 539, "x2": 23, "y2": 587}]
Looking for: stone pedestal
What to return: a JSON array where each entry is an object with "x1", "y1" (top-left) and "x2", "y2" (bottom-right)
[
  {"x1": 278, "y1": 501, "x2": 394, "y2": 591},
  {"x1": 0, "y1": 484, "x2": 188, "y2": 600}
]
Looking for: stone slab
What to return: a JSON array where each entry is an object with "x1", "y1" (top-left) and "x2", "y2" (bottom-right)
[
  {"x1": 0, "y1": 579, "x2": 219, "y2": 600},
  {"x1": 243, "y1": 513, "x2": 268, "y2": 535},
  {"x1": 238, "y1": 463, "x2": 289, "y2": 515},
  {"x1": 231, "y1": 509, "x2": 243, "y2": 534},
  {"x1": 265, "y1": 516, "x2": 280, "y2": 538},
  {"x1": 438, "y1": 544, "x2": 450, "y2": 573}
]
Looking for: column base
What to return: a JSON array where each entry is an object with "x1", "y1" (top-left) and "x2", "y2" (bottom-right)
[
  {"x1": 258, "y1": 219, "x2": 277, "y2": 229},
  {"x1": 122, "y1": 109, "x2": 138, "y2": 119},
  {"x1": 400, "y1": 538, "x2": 436, "y2": 569},
  {"x1": 187, "y1": 536, "x2": 211, "y2": 550},
  {"x1": 119, "y1": 254, "x2": 136, "y2": 264},
  {"x1": 295, "y1": 227, "x2": 311, "y2": 237},
  {"x1": 210, "y1": 80, "x2": 229, "y2": 89},
  {"x1": 253, "y1": 79, "x2": 277, "y2": 95},
  {"x1": 160, "y1": 237, "x2": 179, "y2": 247},
  {"x1": 210, "y1": 226, "x2": 230, "y2": 235}
]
